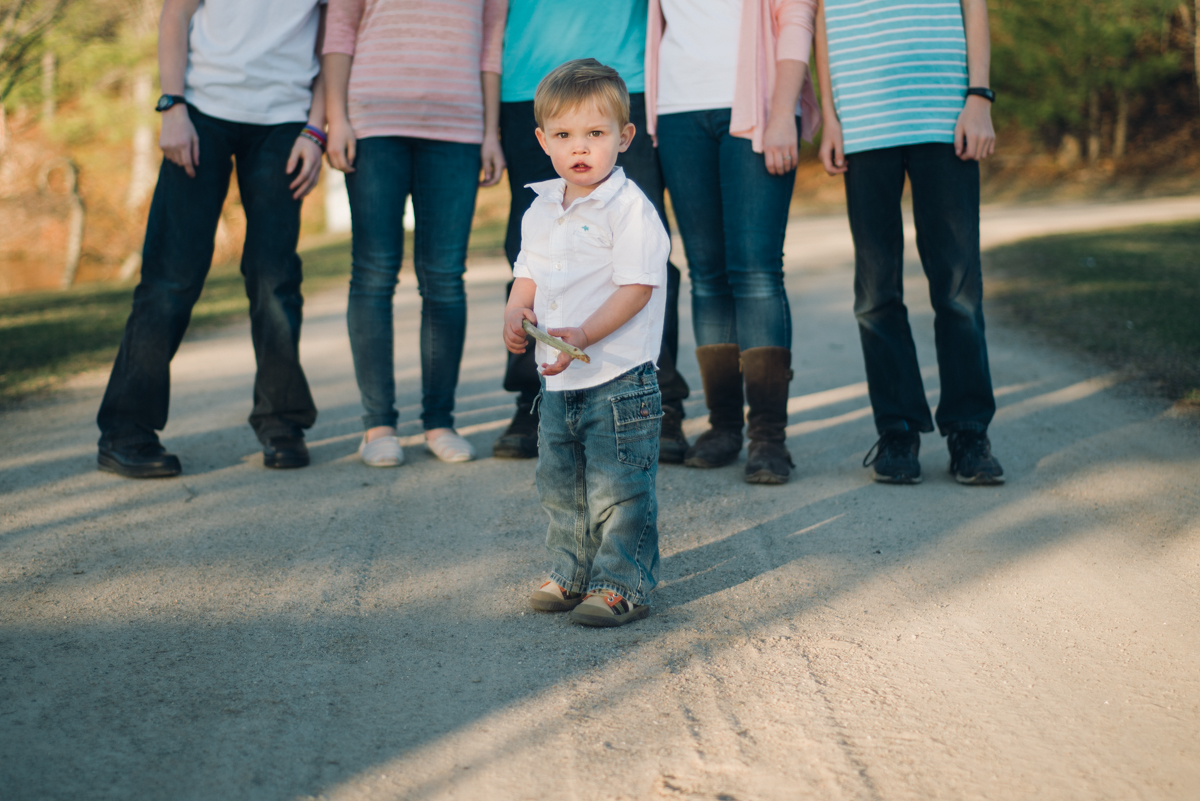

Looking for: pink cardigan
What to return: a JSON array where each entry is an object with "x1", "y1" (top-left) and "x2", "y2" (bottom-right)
[
  {"x1": 646, "y1": 0, "x2": 821, "y2": 152},
  {"x1": 324, "y1": 0, "x2": 507, "y2": 144}
]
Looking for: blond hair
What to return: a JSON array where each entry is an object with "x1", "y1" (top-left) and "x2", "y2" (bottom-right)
[{"x1": 533, "y1": 58, "x2": 630, "y2": 130}]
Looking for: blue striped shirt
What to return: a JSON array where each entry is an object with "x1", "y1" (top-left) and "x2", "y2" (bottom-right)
[{"x1": 825, "y1": 0, "x2": 968, "y2": 154}]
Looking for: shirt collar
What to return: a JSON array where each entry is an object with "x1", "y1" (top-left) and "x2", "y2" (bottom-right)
[{"x1": 526, "y1": 167, "x2": 628, "y2": 211}]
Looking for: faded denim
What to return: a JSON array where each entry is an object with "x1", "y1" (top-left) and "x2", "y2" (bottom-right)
[{"x1": 537, "y1": 363, "x2": 661, "y2": 605}]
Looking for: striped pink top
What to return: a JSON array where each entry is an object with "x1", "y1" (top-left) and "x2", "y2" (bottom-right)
[{"x1": 324, "y1": 0, "x2": 507, "y2": 144}]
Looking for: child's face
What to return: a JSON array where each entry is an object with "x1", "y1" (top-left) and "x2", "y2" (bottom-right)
[{"x1": 536, "y1": 101, "x2": 635, "y2": 200}]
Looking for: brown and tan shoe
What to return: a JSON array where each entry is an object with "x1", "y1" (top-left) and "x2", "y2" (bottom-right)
[
  {"x1": 569, "y1": 589, "x2": 650, "y2": 627},
  {"x1": 530, "y1": 580, "x2": 583, "y2": 612}
]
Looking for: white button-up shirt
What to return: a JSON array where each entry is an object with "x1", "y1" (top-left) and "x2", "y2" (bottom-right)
[{"x1": 514, "y1": 168, "x2": 670, "y2": 392}]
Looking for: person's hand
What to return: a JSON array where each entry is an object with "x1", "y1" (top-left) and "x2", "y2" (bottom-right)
[
  {"x1": 819, "y1": 113, "x2": 848, "y2": 175},
  {"x1": 160, "y1": 105, "x2": 200, "y2": 178},
  {"x1": 540, "y1": 326, "x2": 590, "y2": 376},
  {"x1": 480, "y1": 132, "x2": 505, "y2": 187},
  {"x1": 504, "y1": 307, "x2": 537, "y2": 354},
  {"x1": 954, "y1": 95, "x2": 995, "y2": 161},
  {"x1": 762, "y1": 111, "x2": 799, "y2": 176},
  {"x1": 326, "y1": 114, "x2": 357, "y2": 173},
  {"x1": 286, "y1": 134, "x2": 324, "y2": 199}
]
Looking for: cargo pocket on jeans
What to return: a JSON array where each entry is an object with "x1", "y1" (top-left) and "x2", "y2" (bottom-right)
[{"x1": 611, "y1": 388, "x2": 663, "y2": 469}]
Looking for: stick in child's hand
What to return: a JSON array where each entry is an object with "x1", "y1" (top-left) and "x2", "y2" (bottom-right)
[{"x1": 522, "y1": 319, "x2": 591, "y2": 364}]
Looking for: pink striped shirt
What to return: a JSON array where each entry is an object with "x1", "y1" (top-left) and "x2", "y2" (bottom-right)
[{"x1": 324, "y1": 0, "x2": 507, "y2": 144}]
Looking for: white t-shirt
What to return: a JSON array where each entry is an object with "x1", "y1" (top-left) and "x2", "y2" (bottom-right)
[
  {"x1": 513, "y1": 168, "x2": 671, "y2": 393},
  {"x1": 184, "y1": 0, "x2": 324, "y2": 126},
  {"x1": 657, "y1": 0, "x2": 741, "y2": 115}
]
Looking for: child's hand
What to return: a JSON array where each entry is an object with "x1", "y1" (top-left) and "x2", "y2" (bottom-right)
[
  {"x1": 504, "y1": 307, "x2": 537, "y2": 354},
  {"x1": 540, "y1": 327, "x2": 590, "y2": 376}
]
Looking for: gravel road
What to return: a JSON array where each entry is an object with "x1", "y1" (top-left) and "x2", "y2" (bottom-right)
[{"x1": 2, "y1": 197, "x2": 1198, "y2": 800}]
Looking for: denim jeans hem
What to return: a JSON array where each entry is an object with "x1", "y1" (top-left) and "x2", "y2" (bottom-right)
[
  {"x1": 877, "y1": 419, "x2": 934, "y2": 436},
  {"x1": 938, "y1": 421, "x2": 988, "y2": 437},
  {"x1": 549, "y1": 570, "x2": 588, "y2": 596},
  {"x1": 362, "y1": 413, "x2": 400, "y2": 431},
  {"x1": 587, "y1": 580, "x2": 651, "y2": 607}
]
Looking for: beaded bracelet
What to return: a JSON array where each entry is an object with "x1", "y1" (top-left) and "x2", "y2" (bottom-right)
[
  {"x1": 303, "y1": 124, "x2": 327, "y2": 144},
  {"x1": 299, "y1": 128, "x2": 326, "y2": 152}
]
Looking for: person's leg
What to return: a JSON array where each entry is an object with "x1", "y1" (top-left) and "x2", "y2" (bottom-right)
[
  {"x1": 535, "y1": 387, "x2": 592, "y2": 595},
  {"x1": 846, "y1": 145, "x2": 933, "y2": 434},
  {"x1": 96, "y1": 106, "x2": 235, "y2": 473},
  {"x1": 907, "y1": 143, "x2": 1003, "y2": 484},
  {"x1": 409, "y1": 137, "x2": 479, "y2": 436},
  {"x1": 844, "y1": 145, "x2": 926, "y2": 484},
  {"x1": 574, "y1": 364, "x2": 660, "y2": 624},
  {"x1": 233, "y1": 120, "x2": 316, "y2": 454},
  {"x1": 716, "y1": 113, "x2": 798, "y2": 483},
  {"x1": 344, "y1": 137, "x2": 409, "y2": 434},
  {"x1": 906, "y1": 143, "x2": 995, "y2": 433},
  {"x1": 657, "y1": 110, "x2": 744, "y2": 469},
  {"x1": 622, "y1": 93, "x2": 690, "y2": 462},
  {"x1": 495, "y1": 100, "x2": 559, "y2": 457}
]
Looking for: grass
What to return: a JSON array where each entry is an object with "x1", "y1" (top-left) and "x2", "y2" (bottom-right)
[
  {"x1": 0, "y1": 218, "x2": 507, "y2": 405},
  {"x1": 984, "y1": 220, "x2": 1200, "y2": 403}
]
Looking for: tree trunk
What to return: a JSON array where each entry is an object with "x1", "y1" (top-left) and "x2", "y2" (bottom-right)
[
  {"x1": 0, "y1": 104, "x2": 6, "y2": 162},
  {"x1": 126, "y1": 70, "x2": 156, "y2": 212},
  {"x1": 1195, "y1": 1, "x2": 1200, "y2": 111},
  {"x1": 41, "y1": 50, "x2": 55, "y2": 122},
  {"x1": 1114, "y1": 90, "x2": 1129, "y2": 161},
  {"x1": 1087, "y1": 89, "x2": 1101, "y2": 164},
  {"x1": 41, "y1": 159, "x2": 85, "y2": 288}
]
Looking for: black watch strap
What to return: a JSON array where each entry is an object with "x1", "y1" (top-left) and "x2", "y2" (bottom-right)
[
  {"x1": 966, "y1": 87, "x2": 995, "y2": 103},
  {"x1": 155, "y1": 94, "x2": 187, "y2": 112}
]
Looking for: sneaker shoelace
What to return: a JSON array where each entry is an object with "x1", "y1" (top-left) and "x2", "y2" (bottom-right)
[
  {"x1": 862, "y1": 432, "x2": 914, "y2": 468},
  {"x1": 948, "y1": 430, "x2": 991, "y2": 470}
]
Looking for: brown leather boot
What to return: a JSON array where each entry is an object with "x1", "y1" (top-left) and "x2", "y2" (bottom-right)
[
  {"x1": 684, "y1": 344, "x2": 744, "y2": 468},
  {"x1": 740, "y1": 346, "x2": 794, "y2": 484}
]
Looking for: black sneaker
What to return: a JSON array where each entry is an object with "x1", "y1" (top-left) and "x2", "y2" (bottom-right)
[
  {"x1": 659, "y1": 405, "x2": 688, "y2": 464},
  {"x1": 947, "y1": 429, "x2": 1005, "y2": 485},
  {"x1": 492, "y1": 404, "x2": 539, "y2": 459},
  {"x1": 862, "y1": 431, "x2": 921, "y2": 484}
]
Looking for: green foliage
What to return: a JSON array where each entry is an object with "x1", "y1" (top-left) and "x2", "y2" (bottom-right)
[
  {"x1": 985, "y1": 221, "x2": 1200, "y2": 399},
  {"x1": 991, "y1": 0, "x2": 1186, "y2": 141}
]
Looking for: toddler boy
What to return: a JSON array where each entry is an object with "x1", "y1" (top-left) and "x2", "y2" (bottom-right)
[{"x1": 502, "y1": 59, "x2": 670, "y2": 627}]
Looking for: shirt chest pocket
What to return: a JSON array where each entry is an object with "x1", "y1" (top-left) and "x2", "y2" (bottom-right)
[{"x1": 572, "y1": 224, "x2": 613, "y2": 266}]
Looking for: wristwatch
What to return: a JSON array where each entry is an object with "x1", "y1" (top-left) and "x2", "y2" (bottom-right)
[
  {"x1": 155, "y1": 94, "x2": 187, "y2": 112},
  {"x1": 966, "y1": 87, "x2": 996, "y2": 103}
]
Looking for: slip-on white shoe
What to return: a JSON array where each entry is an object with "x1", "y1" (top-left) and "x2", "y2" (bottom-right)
[
  {"x1": 358, "y1": 435, "x2": 404, "y2": 467},
  {"x1": 424, "y1": 430, "x2": 476, "y2": 463}
]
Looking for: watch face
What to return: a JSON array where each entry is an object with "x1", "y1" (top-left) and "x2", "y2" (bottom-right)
[{"x1": 155, "y1": 95, "x2": 176, "y2": 112}]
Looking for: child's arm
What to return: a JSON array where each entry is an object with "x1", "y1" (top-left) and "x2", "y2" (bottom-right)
[
  {"x1": 540, "y1": 284, "x2": 653, "y2": 377},
  {"x1": 814, "y1": 0, "x2": 846, "y2": 176},
  {"x1": 955, "y1": 0, "x2": 995, "y2": 161},
  {"x1": 503, "y1": 277, "x2": 538, "y2": 354}
]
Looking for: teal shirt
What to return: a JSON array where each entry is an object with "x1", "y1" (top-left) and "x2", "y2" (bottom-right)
[{"x1": 501, "y1": 0, "x2": 647, "y2": 103}]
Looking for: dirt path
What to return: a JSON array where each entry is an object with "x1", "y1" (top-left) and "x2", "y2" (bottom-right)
[{"x1": 2, "y1": 197, "x2": 1198, "y2": 800}]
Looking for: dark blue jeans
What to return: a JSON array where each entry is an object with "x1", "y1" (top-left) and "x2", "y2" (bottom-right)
[
  {"x1": 844, "y1": 142, "x2": 996, "y2": 435},
  {"x1": 499, "y1": 92, "x2": 689, "y2": 412},
  {"x1": 656, "y1": 108, "x2": 797, "y2": 351},
  {"x1": 97, "y1": 105, "x2": 315, "y2": 448},
  {"x1": 537, "y1": 363, "x2": 661, "y2": 605},
  {"x1": 344, "y1": 136, "x2": 480, "y2": 431}
]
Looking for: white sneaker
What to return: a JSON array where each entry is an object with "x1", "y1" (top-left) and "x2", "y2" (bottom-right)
[
  {"x1": 424, "y1": 429, "x2": 476, "y2": 463},
  {"x1": 358, "y1": 434, "x2": 404, "y2": 467}
]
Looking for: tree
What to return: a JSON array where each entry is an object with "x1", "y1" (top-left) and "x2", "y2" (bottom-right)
[{"x1": 0, "y1": 1, "x2": 73, "y2": 103}]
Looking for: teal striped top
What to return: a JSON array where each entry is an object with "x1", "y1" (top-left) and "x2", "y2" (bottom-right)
[{"x1": 825, "y1": 0, "x2": 968, "y2": 154}]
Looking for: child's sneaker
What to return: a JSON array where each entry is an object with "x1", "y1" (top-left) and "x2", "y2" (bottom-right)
[
  {"x1": 569, "y1": 589, "x2": 649, "y2": 627},
  {"x1": 530, "y1": 580, "x2": 583, "y2": 612}
]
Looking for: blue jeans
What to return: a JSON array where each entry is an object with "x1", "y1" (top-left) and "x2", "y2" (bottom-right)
[
  {"x1": 656, "y1": 108, "x2": 798, "y2": 350},
  {"x1": 345, "y1": 136, "x2": 480, "y2": 431},
  {"x1": 499, "y1": 93, "x2": 689, "y2": 412},
  {"x1": 97, "y1": 105, "x2": 315, "y2": 447},
  {"x1": 536, "y1": 363, "x2": 661, "y2": 605},
  {"x1": 844, "y1": 143, "x2": 995, "y2": 435}
]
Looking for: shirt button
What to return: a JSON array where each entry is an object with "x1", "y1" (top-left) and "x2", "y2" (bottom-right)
[
  {"x1": 554, "y1": 262, "x2": 561, "y2": 271},
  {"x1": 557, "y1": 217, "x2": 565, "y2": 225},
  {"x1": 550, "y1": 301, "x2": 558, "y2": 310}
]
